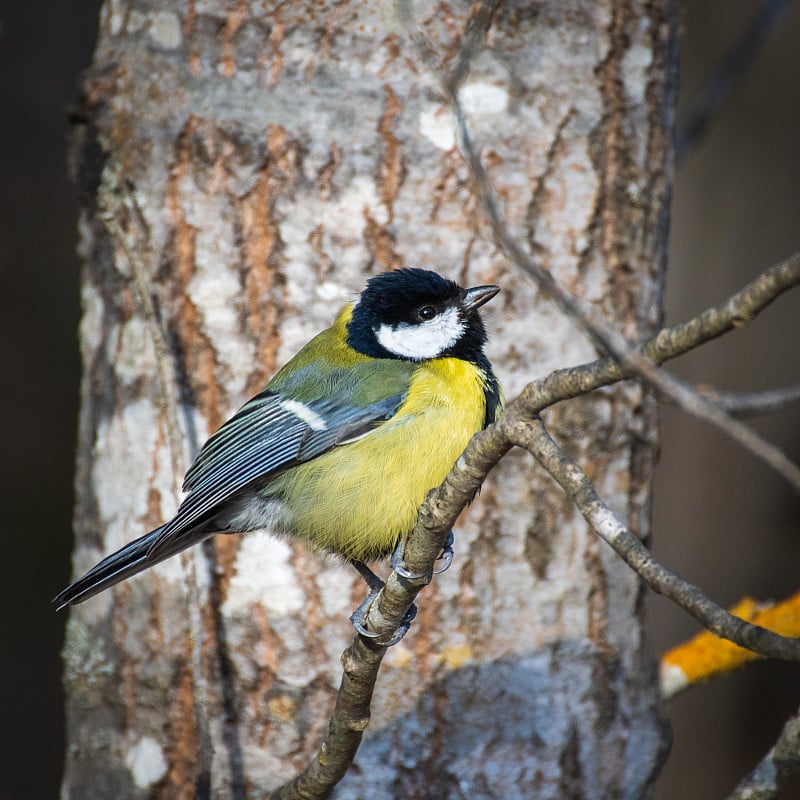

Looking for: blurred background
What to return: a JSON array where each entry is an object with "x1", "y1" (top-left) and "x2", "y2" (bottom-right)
[
  {"x1": 651, "y1": 2, "x2": 800, "y2": 798},
  {"x1": 1, "y1": 2, "x2": 797, "y2": 798}
]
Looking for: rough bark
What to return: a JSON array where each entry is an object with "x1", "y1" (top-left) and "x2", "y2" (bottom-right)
[{"x1": 62, "y1": 1, "x2": 678, "y2": 798}]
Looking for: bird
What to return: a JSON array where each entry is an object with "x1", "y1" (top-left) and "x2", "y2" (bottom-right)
[{"x1": 54, "y1": 268, "x2": 501, "y2": 641}]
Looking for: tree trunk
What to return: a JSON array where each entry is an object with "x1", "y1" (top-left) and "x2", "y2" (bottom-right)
[{"x1": 62, "y1": 1, "x2": 678, "y2": 798}]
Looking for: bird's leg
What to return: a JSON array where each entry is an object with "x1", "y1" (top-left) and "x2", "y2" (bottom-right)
[
  {"x1": 349, "y1": 560, "x2": 417, "y2": 647},
  {"x1": 390, "y1": 530, "x2": 455, "y2": 580},
  {"x1": 348, "y1": 528, "x2": 454, "y2": 645},
  {"x1": 351, "y1": 560, "x2": 385, "y2": 592}
]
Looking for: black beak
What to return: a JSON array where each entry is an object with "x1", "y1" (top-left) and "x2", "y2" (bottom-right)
[{"x1": 463, "y1": 284, "x2": 500, "y2": 311}]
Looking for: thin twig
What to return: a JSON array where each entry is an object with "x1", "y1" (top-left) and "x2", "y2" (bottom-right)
[
  {"x1": 99, "y1": 184, "x2": 216, "y2": 787},
  {"x1": 268, "y1": 247, "x2": 800, "y2": 798},
  {"x1": 515, "y1": 417, "x2": 800, "y2": 661},
  {"x1": 449, "y1": 85, "x2": 800, "y2": 492},
  {"x1": 268, "y1": 4, "x2": 800, "y2": 793},
  {"x1": 268, "y1": 638, "x2": 387, "y2": 800},
  {"x1": 694, "y1": 384, "x2": 800, "y2": 418},
  {"x1": 511, "y1": 253, "x2": 800, "y2": 411},
  {"x1": 727, "y1": 704, "x2": 800, "y2": 800}
]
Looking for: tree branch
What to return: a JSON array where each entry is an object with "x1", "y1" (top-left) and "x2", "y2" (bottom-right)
[
  {"x1": 693, "y1": 384, "x2": 800, "y2": 418},
  {"x1": 269, "y1": 638, "x2": 386, "y2": 800},
  {"x1": 270, "y1": 250, "x2": 800, "y2": 798},
  {"x1": 511, "y1": 252, "x2": 800, "y2": 419},
  {"x1": 515, "y1": 417, "x2": 800, "y2": 661},
  {"x1": 269, "y1": 4, "x2": 800, "y2": 794},
  {"x1": 101, "y1": 189, "x2": 218, "y2": 784},
  {"x1": 450, "y1": 83, "x2": 800, "y2": 491},
  {"x1": 727, "y1": 704, "x2": 800, "y2": 800}
]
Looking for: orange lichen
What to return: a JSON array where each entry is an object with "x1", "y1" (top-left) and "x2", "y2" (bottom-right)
[{"x1": 660, "y1": 593, "x2": 800, "y2": 698}]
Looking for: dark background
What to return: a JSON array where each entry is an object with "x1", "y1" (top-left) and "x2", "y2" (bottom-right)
[{"x1": 1, "y1": 2, "x2": 798, "y2": 799}]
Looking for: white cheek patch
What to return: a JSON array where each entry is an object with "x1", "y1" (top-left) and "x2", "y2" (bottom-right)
[{"x1": 375, "y1": 306, "x2": 465, "y2": 360}]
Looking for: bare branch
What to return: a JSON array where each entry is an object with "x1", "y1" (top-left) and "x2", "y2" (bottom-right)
[
  {"x1": 270, "y1": 6, "x2": 800, "y2": 793},
  {"x1": 727, "y1": 704, "x2": 800, "y2": 800},
  {"x1": 266, "y1": 426, "x2": 513, "y2": 800},
  {"x1": 348, "y1": 250, "x2": 800, "y2": 665},
  {"x1": 449, "y1": 81, "x2": 800, "y2": 491},
  {"x1": 268, "y1": 238, "x2": 800, "y2": 797},
  {"x1": 501, "y1": 253, "x2": 800, "y2": 513},
  {"x1": 647, "y1": 254, "x2": 800, "y2": 361},
  {"x1": 515, "y1": 417, "x2": 800, "y2": 662},
  {"x1": 101, "y1": 193, "x2": 218, "y2": 784},
  {"x1": 648, "y1": 372, "x2": 800, "y2": 487},
  {"x1": 694, "y1": 384, "x2": 800, "y2": 418},
  {"x1": 269, "y1": 638, "x2": 386, "y2": 800},
  {"x1": 514, "y1": 253, "x2": 800, "y2": 412},
  {"x1": 677, "y1": 0, "x2": 796, "y2": 162}
]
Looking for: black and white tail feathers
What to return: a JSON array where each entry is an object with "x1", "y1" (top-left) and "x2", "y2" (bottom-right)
[{"x1": 52, "y1": 525, "x2": 209, "y2": 609}]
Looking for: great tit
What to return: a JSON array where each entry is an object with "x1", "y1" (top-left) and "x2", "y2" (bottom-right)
[{"x1": 54, "y1": 269, "x2": 501, "y2": 635}]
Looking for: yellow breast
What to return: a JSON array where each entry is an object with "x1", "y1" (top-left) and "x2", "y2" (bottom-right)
[{"x1": 280, "y1": 358, "x2": 488, "y2": 561}]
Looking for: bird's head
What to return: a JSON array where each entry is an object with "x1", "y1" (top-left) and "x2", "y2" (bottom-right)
[{"x1": 347, "y1": 268, "x2": 500, "y2": 362}]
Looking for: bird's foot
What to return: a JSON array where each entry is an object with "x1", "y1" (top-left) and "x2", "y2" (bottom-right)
[
  {"x1": 349, "y1": 586, "x2": 417, "y2": 647},
  {"x1": 390, "y1": 530, "x2": 455, "y2": 580}
]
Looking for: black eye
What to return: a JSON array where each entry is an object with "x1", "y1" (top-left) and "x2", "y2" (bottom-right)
[{"x1": 418, "y1": 305, "x2": 437, "y2": 321}]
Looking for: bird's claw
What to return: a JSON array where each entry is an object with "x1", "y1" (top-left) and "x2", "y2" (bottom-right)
[
  {"x1": 433, "y1": 530, "x2": 455, "y2": 575},
  {"x1": 390, "y1": 530, "x2": 455, "y2": 580},
  {"x1": 350, "y1": 588, "x2": 417, "y2": 647}
]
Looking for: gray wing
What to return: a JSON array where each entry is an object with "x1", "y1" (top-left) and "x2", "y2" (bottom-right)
[{"x1": 151, "y1": 390, "x2": 403, "y2": 546}]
